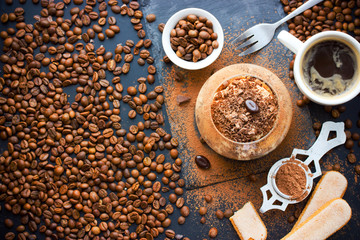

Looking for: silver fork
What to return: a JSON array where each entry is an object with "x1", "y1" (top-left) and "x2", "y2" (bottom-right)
[{"x1": 232, "y1": 0, "x2": 324, "y2": 56}]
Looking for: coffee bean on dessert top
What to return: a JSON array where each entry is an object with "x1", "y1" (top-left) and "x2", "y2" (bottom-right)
[{"x1": 245, "y1": 99, "x2": 259, "y2": 113}]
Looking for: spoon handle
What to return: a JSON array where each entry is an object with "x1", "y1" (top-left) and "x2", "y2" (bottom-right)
[
  {"x1": 291, "y1": 121, "x2": 346, "y2": 179},
  {"x1": 274, "y1": 0, "x2": 324, "y2": 27}
]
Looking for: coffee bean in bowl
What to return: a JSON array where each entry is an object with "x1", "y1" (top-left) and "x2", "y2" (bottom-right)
[
  {"x1": 170, "y1": 14, "x2": 219, "y2": 63},
  {"x1": 162, "y1": 8, "x2": 224, "y2": 70}
]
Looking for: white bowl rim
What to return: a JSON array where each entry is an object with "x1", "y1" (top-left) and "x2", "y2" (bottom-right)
[{"x1": 162, "y1": 8, "x2": 224, "y2": 70}]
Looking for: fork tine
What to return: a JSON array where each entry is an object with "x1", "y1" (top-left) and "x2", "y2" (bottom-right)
[
  {"x1": 237, "y1": 43, "x2": 263, "y2": 57},
  {"x1": 235, "y1": 38, "x2": 257, "y2": 51},
  {"x1": 231, "y1": 29, "x2": 255, "y2": 45}
]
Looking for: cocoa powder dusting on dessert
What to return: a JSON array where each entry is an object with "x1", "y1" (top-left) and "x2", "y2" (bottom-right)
[{"x1": 211, "y1": 76, "x2": 278, "y2": 142}]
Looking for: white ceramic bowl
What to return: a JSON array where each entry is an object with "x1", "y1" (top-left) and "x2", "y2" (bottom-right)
[{"x1": 162, "y1": 8, "x2": 224, "y2": 70}]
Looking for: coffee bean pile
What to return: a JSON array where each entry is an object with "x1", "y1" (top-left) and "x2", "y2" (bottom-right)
[
  {"x1": 169, "y1": 14, "x2": 219, "y2": 63},
  {"x1": 281, "y1": 0, "x2": 360, "y2": 42},
  {"x1": 0, "y1": 0, "x2": 190, "y2": 239},
  {"x1": 281, "y1": 0, "x2": 360, "y2": 107}
]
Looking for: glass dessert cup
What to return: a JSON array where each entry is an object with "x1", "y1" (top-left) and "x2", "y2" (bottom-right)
[{"x1": 195, "y1": 63, "x2": 293, "y2": 160}]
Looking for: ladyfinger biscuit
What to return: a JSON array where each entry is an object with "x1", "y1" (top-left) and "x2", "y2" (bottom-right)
[
  {"x1": 282, "y1": 198, "x2": 351, "y2": 240},
  {"x1": 230, "y1": 202, "x2": 267, "y2": 240},
  {"x1": 293, "y1": 171, "x2": 347, "y2": 229}
]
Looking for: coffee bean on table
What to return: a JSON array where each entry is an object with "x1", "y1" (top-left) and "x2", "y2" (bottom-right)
[
  {"x1": 5, "y1": 232, "x2": 15, "y2": 240},
  {"x1": 352, "y1": 133, "x2": 360, "y2": 141},
  {"x1": 178, "y1": 216, "x2": 186, "y2": 225},
  {"x1": 288, "y1": 215, "x2": 295, "y2": 223},
  {"x1": 355, "y1": 165, "x2": 360, "y2": 174},
  {"x1": 205, "y1": 194, "x2": 213, "y2": 203},
  {"x1": 195, "y1": 155, "x2": 211, "y2": 169},
  {"x1": 209, "y1": 227, "x2": 218, "y2": 238},
  {"x1": 215, "y1": 209, "x2": 224, "y2": 219},
  {"x1": 4, "y1": 218, "x2": 14, "y2": 228},
  {"x1": 199, "y1": 206, "x2": 207, "y2": 215},
  {"x1": 332, "y1": 163, "x2": 341, "y2": 171},
  {"x1": 200, "y1": 216, "x2": 206, "y2": 224},
  {"x1": 146, "y1": 13, "x2": 156, "y2": 22},
  {"x1": 0, "y1": 0, "x2": 185, "y2": 238},
  {"x1": 176, "y1": 197, "x2": 185, "y2": 208},
  {"x1": 345, "y1": 139, "x2": 354, "y2": 149},
  {"x1": 345, "y1": 119, "x2": 353, "y2": 129},
  {"x1": 348, "y1": 153, "x2": 357, "y2": 163},
  {"x1": 158, "y1": 23, "x2": 165, "y2": 32},
  {"x1": 169, "y1": 193, "x2": 177, "y2": 203},
  {"x1": 180, "y1": 206, "x2": 190, "y2": 217},
  {"x1": 224, "y1": 209, "x2": 234, "y2": 218}
]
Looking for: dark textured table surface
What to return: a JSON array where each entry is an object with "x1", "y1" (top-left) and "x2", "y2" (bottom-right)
[{"x1": 0, "y1": 0, "x2": 359, "y2": 239}]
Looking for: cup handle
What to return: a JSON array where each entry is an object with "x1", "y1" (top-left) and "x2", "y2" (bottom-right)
[{"x1": 277, "y1": 30, "x2": 304, "y2": 54}]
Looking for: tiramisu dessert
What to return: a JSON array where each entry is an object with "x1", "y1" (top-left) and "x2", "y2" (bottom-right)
[{"x1": 211, "y1": 75, "x2": 279, "y2": 143}]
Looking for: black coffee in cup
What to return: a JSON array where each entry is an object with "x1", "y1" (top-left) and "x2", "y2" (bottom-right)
[{"x1": 302, "y1": 40, "x2": 357, "y2": 96}]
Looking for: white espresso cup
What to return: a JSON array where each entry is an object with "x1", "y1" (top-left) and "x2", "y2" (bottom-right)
[{"x1": 278, "y1": 30, "x2": 360, "y2": 106}]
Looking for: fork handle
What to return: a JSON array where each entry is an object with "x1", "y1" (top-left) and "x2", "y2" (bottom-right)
[{"x1": 274, "y1": 0, "x2": 324, "y2": 27}]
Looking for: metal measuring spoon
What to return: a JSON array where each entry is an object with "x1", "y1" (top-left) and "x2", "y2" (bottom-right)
[{"x1": 260, "y1": 121, "x2": 346, "y2": 213}]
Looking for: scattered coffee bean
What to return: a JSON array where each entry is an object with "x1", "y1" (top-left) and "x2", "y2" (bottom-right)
[
  {"x1": 345, "y1": 139, "x2": 354, "y2": 149},
  {"x1": 178, "y1": 216, "x2": 186, "y2": 225},
  {"x1": 355, "y1": 165, "x2": 360, "y2": 174},
  {"x1": 294, "y1": 208, "x2": 301, "y2": 219},
  {"x1": 209, "y1": 227, "x2": 218, "y2": 238},
  {"x1": 146, "y1": 13, "x2": 156, "y2": 22},
  {"x1": 158, "y1": 23, "x2": 165, "y2": 32},
  {"x1": 215, "y1": 209, "x2": 224, "y2": 219},
  {"x1": 200, "y1": 216, "x2": 206, "y2": 224},
  {"x1": 331, "y1": 109, "x2": 340, "y2": 118},
  {"x1": 332, "y1": 163, "x2": 341, "y2": 171},
  {"x1": 312, "y1": 122, "x2": 322, "y2": 130},
  {"x1": 4, "y1": 218, "x2": 14, "y2": 228},
  {"x1": 163, "y1": 55, "x2": 171, "y2": 63},
  {"x1": 224, "y1": 209, "x2": 233, "y2": 218},
  {"x1": 345, "y1": 119, "x2": 353, "y2": 129},
  {"x1": 199, "y1": 206, "x2": 207, "y2": 216},
  {"x1": 347, "y1": 153, "x2": 357, "y2": 164},
  {"x1": 352, "y1": 133, "x2": 360, "y2": 141},
  {"x1": 180, "y1": 206, "x2": 190, "y2": 217},
  {"x1": 296, "y1": 99, "x2": 305, "y2": 107},
  {"x1": 205, "y1": 194, "x2": 213, "y2": 203},
  {"x1": 195, "y1": 155, "x2": 211, "y2": 169},
  {"x1": 288, "y1": 215, "x2": 296, "y2": 223}
]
